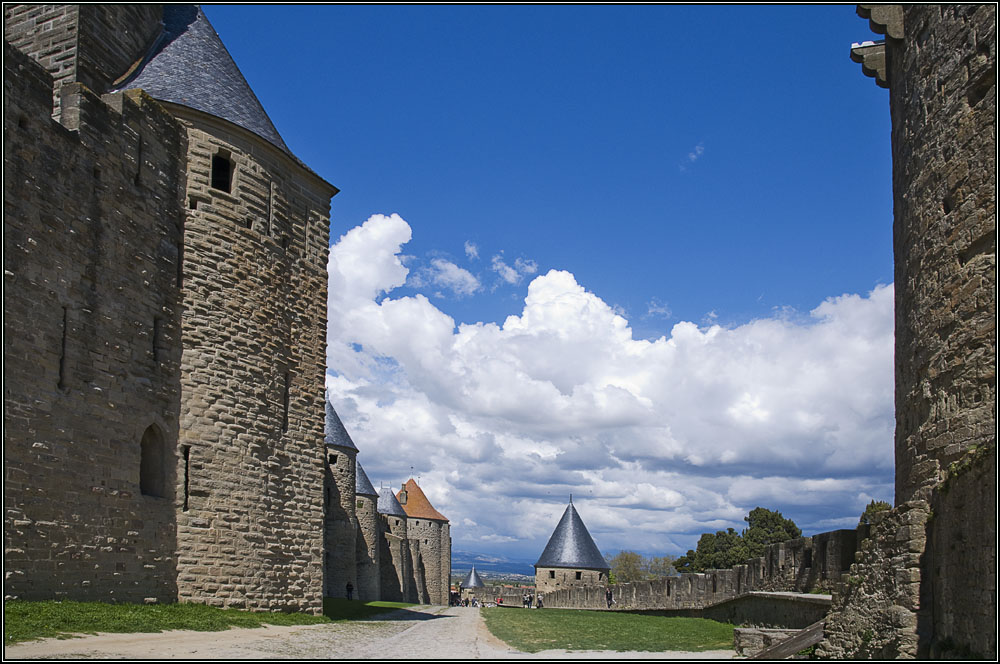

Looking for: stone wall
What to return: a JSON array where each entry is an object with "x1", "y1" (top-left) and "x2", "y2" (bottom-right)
[
  {"x1": 171, "y1": 108, "x2": 334, "y2": 614},
  {"x1": 3, "y1": 43, "x2": 185, "y2": 603},
  {"x1": 379, "y1": 515, "x2": 411, "y2": 602},
  {"x1": 324, "y1": 448, "x2": 357, "y2": 598},
  {"x1": 355, "y1": 493, "x2": 380, "y2": 601},
  {"x1": 889, "y1": 4, "x2": 996, "y2": 507},
  {"x1": 3, "y1": 5, "x2": 162, "y2": 118},
  {"x1": 820, "y1": 6, "x2": 996, "y2": 658},
  {"x1": 406, "y1": 517, "x2": 448, "y2": 605},
  {"x1": 534, "y1": 566, "x2": 607, "y2": 595},
  {"x1": 535, "y1": 529, "x2": 856, "y2": 613}
]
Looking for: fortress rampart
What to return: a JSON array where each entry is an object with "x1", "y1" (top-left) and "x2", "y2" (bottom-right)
[
  {"x1": 505, "y1": 529, "x2": 856, "y2": 612},
  {"x1": 3, "y1": 43, "x2": 186, "y2": 604}
]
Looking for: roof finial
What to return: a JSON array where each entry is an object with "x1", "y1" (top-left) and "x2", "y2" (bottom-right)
[{"x1": 569, "y1": 493, "x2": 573, "y2": 504}]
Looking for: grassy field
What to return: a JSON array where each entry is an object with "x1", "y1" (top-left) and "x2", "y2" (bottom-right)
[
  {"x1": 3, "y1": 598, "x2": 416, "y2": 645},
  {"x1": 481, "y1": 607, "x2": 734, "y2": 653}
]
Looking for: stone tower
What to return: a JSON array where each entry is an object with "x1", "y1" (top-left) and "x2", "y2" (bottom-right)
[
  {"x1": 354, "y1": 461, "x2": 381, "y2": 601},
  {"x1": 459, "y1": 565, "x2": 486, "y2": 602},
  {"x1": 4, "y1": 4, "x2": 337, "y2": 613},
  {"x1": 534, "y1": 500, "x2": 610, "y2": 594},
  {"x1": 396, "y1": 478, "x2": 451, "y2": 605},
  {"x1": 377, "y1": 487, "x2": 413, "y2": 602},
  {"x1": 323, "y1": 395, "x2": 359, "y2": 598},
  {"x1": 819, "y1": 5, "x2": 995, "y2": 659}
]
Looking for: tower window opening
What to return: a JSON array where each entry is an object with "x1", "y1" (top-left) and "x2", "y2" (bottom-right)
[
  {"x1": 140, "y1": 424, "x2": 167, "y2": 498},
  {"x1": 58, "y1": 306, "x2": 68, "y2": 390},
  {"x1": 182, "y1": 445, "x2": 191, "y2": 511},
  {"x1": 549, "y1": 570, "x2": 555, "y2": 579},
  {"x1": 575, "y1": 571, "x2": 582, "y2": 580},
  {"x1": 211, "y1": 151, "x2": 233, "y2": 193},
  {"x1": 152, "y1": 316, "x2": 162, "y2": 363},
  {"x1": 329, "y1": 454, "x2": 337, "y2": 465}
]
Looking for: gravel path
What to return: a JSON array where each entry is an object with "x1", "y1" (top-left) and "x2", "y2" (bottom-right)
[{"x1": 3, "y1": 606, "x2": 736, "y2": 659}]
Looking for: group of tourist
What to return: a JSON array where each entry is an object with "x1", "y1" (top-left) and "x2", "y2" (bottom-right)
[{"x1": 521, "y1": 592, "x2": 543, "y2": 608}]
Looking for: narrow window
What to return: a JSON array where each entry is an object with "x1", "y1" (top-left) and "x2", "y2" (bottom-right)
[
  {"x1": 140, "y1": 424, "x2": 167, "y2": 498},
  {"x1": 58, "y1": 306, "x2": 68, "y2": 390},
  {"x1": 182, "y1": 445, "x2": 190, "y2": 511},
  {"x1": 329, "y1": 454, "x2": 337, "y2": 466},
  {"x1": 549, "y1": 570, "x2": 555, "y2": 579},
  {"x1": 176, "y1": 241, "x2": 183, "y2": 287},
  {"x1": 134, "y1": 137, "x2": 142, "y2": 186},
  {"x1": 356, "y1": 500, "x2": 364, "y2": 509},
  {"x1": 152, "y1": 316, "x2": 162, "y2": 363},
  {"x1": 282, "y1": 371, "x2": 290, "y2": 432},
  {"x1": 265, "y1": 181, "x2": 274, "y2": 236},
  {"x1": 575, "y1": 571, "x2": 582, "y2": 581},
  {"x1": 210, "y1": 150, "x2": 232, "y2": 193}
]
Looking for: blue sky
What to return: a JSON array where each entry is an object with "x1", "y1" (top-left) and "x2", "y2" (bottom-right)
[{"x1": 205, "y1": 5, "x2": 895, "y2": 559}]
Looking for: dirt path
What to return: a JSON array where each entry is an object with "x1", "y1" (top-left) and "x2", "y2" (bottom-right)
[{"x1": 3, "y1": 606, "x2": 736, "y2": 659}]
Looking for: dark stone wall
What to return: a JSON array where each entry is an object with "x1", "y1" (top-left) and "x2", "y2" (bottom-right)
[
  {"x1": 3, "y1": 42, "x2": 186, "y2": 603},
  {"x1": 819, "y1": 6, "x2": 996, "y2": 658},
  {"x1": 891, "y1": 4, "x2": 996, "y2": 507}
]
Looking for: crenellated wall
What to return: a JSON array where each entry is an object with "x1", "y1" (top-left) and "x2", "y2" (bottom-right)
[{"x1": 513, "y1": 529, "x2": 856, "y2": 614}]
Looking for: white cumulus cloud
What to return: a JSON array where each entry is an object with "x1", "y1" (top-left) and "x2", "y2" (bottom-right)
[{"x1": 326, "y1": 213, "x2": 895, "y2": 559}]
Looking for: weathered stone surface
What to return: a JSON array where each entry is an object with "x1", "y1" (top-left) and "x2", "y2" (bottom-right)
[
  {"x1": 3, "y1": 41, "x2": 185, "y2": 604},
  {"x1": 822, "y1": 5, "x2": 996, "y2": 659}
]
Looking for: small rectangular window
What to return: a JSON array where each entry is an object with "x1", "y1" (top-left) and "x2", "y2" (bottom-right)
[
  {"x1": 575, "y1": 571, "x2": 582, "y2": 580},
  {"x1": 211, "y1": 152, "x2": 232, "y2": 192},
  {"x1": 549, "y1": 570, "x2": 555, "y2": 579}
]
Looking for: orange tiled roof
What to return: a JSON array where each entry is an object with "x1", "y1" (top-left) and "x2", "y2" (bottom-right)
[{"x1": 396, "y1": 478, "x2": 448, "y2": 522}]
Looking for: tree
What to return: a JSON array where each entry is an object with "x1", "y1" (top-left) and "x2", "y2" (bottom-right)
[
  {"x1": 604, "y1": 550, "x2": 647, "y2": 584},
  {"x1": 675, "y1": 507, "x2": 801, "y2": 573},
  {"x1": 742, "y1": 507, "x2": 801, "y2": 558},
  {"x1": 644, "y1": 555, "x2": 677, "y2": 578},
  {"x1": 858, "y1": 499, "x2": 891, "y2": 526}
]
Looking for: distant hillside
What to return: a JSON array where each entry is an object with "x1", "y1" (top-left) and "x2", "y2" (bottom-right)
[{"x1": 452, "y1": 550, "x2": 535, "y2": 577}]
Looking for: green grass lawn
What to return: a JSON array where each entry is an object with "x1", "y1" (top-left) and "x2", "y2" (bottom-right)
[
  {"x1": 3, "y1": 598, "x2": 416, "y2": 645},
  {"x1": 481, "y1": 607, "x2": 735, "y2": 653}
]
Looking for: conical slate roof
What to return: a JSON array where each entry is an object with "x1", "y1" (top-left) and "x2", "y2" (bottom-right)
[
  {"x1": 396, "y1": 478, "x2": 448, "y2": 522},
  {"x1": 119, "y1": 5, "x2": 290, "y2": 154},
  {"x1": 377, "y1": 487, "x2": 407, "y2": 518},
  {"x1": 324, "y1": 393, "x2": 358, "y2": 452},
  {"x1": 534, "y1": 501, "x2": 609, "y2": 571},
  {"x1": 356, "y1": 461, "x2": 378, "y2": 497},
  {"x1": 460, "y1": 566, "x2": 485, "y2": 589}
]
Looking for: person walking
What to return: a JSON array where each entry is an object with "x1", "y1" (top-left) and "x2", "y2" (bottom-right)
[{"x1": 606, "y1": 587, "x2": 613, "y2": 609}]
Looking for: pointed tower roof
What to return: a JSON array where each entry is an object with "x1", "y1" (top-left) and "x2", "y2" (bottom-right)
[
  {"x1": 324, "y1": 392, "x2": 358, "y2": 452},
  {"x1": 396, "y1": 478, "x2": 448, "y2": 522},
  {"x1": 460, "y1": 566, "x2": 485, "y2": 589},
  {"x1": 356, "y1": 461, "x2": 378, "y2": 497},
  {"x1": 534, "y1": 500, "x2": 609, "y2": 571},
  {"x1": 377, "y1": 487, "x2": 407, "y2": 518},
  {"x1": 119, "y1": 5, "x2": 290, "y2": 154}
]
